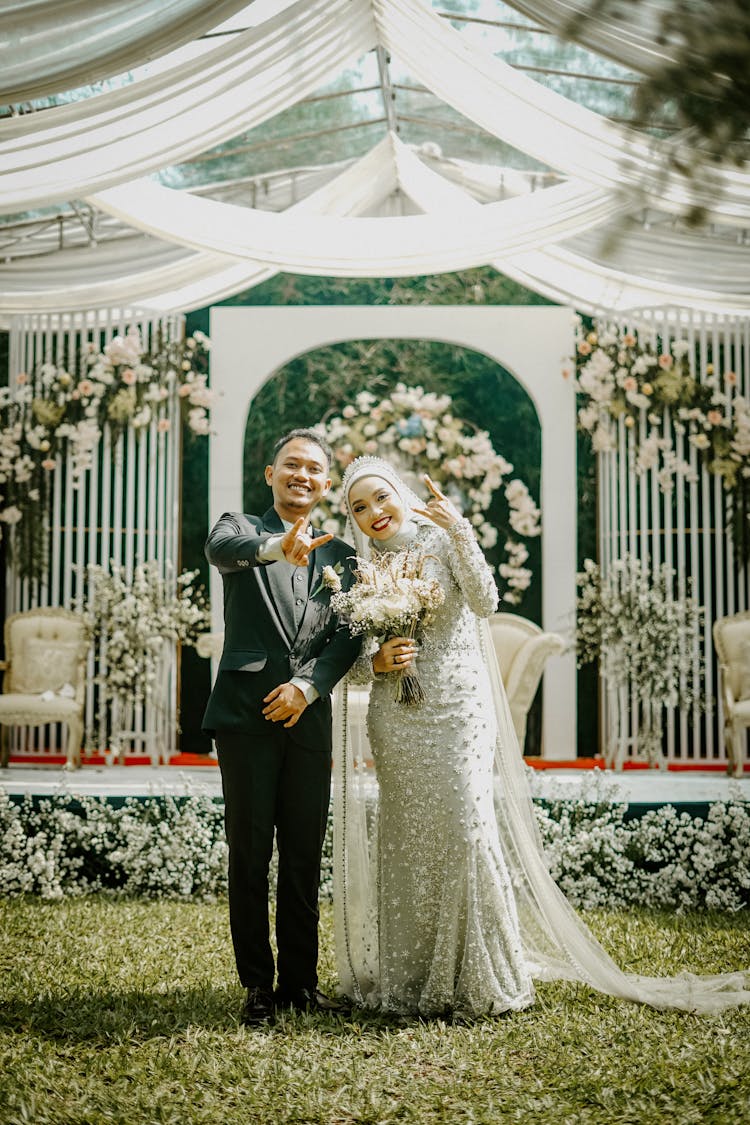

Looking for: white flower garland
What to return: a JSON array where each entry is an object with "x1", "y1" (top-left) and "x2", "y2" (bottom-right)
[
  {"x1": 316, "y1": 382, "x2": 541, "y2": 604},
  {"x1": 2, "y1": 784, "x2": 746, "y2": 911}
]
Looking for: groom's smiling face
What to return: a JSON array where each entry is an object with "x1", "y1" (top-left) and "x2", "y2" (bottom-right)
[{"x1": 265, "y1": 437, "x2": 332, "y2": 522}]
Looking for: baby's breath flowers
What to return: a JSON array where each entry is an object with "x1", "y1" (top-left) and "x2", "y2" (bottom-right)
[
  {"x1": 325, "y1": 547, "x2": 445, "y2": 704},
  {"x1": 86, "y1": 561, "x2": 211, "y2": 712}
]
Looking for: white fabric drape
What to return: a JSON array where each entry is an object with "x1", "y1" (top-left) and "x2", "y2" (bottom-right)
[
  {"x1": 3, "y1": 138, "x2": 750, "y2": 319},
  {"x1": 374, "y1": 0, "x2": 750, "y2": 225},
  {"x1": 3, "y1": 0, "x2": 749, "y2": 226},
  {"x1": 0, "y1": 0, "x2": 377, "y2": 214},
  {"x1": 0, "y1": 0, "x2": 252, "y2": 102},
  {"x1": 501, "y1": 1, "x2": 676, "y2": 76},
  {"x1": 0, "y1": 137, "x2": 402, "y2": 323},
  {"x1": 88, "y1": 164, "x2": 618, "y2": 275},
  {"x1": 395, "y1": 141, "x2": 750, "y2": 315}
]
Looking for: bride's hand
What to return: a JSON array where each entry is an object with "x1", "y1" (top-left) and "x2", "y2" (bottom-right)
[
  {"x1": 412, "y1": 474, "x2": 461, "y2": 529},
  {"x1": 372, "y1": 636, "x2": 418, "y2": 675}
]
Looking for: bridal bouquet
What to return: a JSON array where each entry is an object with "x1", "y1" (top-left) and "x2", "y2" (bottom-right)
[{"x1": 323, "y1": 548, "x2": 444, "y2": 704}]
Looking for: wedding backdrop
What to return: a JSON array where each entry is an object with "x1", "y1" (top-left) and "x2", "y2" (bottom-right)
[{"x1": 1, "y1": 0, "x2": 749, "y2": 769}]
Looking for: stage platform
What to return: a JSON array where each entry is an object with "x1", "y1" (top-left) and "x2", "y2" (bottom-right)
[{"x1": 1, "y1": 762, "x2": 748, "y2": 809}]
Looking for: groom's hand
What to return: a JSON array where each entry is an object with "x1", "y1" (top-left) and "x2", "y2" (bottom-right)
[
  {"x1": 281, "y1": 516, "x2": 334, "y2": 566},
  {"x1": 262, "y1": 682, "x2": 308, "y2": 727}
]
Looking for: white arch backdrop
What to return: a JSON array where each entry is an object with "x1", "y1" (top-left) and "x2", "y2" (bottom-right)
[{"x1": 208, "y1": 305, "x2": 577, "y2": 758}]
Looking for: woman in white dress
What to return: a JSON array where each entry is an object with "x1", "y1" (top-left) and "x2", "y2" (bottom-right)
[{"x1": 333, "y1": 456, "x2": 750, "y2": 1019}]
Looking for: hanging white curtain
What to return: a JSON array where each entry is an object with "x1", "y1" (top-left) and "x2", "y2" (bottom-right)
[
  {"x1": 4, "y1": 137, "x2": 750, "y2": 318},
  {"x1": 88, "y1": 174, "x2": 618, "y2": 274},
  {"x1": 501, "y1": 0, "x2": 676, "y2": 76},
  {"x1": 0, "y1": 0, "x2": 376, "y2": 214},
  {"x1": 0, "y1": 0, "x2": 252, "y2": 102},
  {"x1": 373, "y1": 0, "x2": 750, "y2": 224},
  {"x1": 4, "y1": 0, "x2": 750, "y2": 225},
  {"x1": 391, "y1": 139, "x2": 750, "y2": 316}
]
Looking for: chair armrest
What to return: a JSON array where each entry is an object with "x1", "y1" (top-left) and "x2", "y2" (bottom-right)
[{"x1": 718, "y1": 663, "x2": 736, "y2": 712}]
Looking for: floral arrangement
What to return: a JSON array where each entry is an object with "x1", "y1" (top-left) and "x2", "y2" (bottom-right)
[
  {"x1": 316, "y1": 383, "x2": 540, "y2": 604},
  {"x1": 574, "y1": 320, "x2": 750, "y2": 556},
  {"x1": 0, "y1": 327, "x2": 212, "y2": 579},
  {"x1": 85, "y1": 561, "x2": 211, "y2": 712},
  {"x1": 576, "y1": 555, "x2": 704, "y2": 766},
  {"x1": 324, "y1": 548, "x2": 445, "y2": 704},
  {"x1": 3, "y1": 784, "x2": 747, "y2": 912}
]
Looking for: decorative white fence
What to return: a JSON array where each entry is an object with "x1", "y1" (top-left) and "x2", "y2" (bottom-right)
[
  {"x1": 598, "y1": 308, "x2": 750, "y2": 765},
  {"x1": 5, "y1": 311, "x2": 184, "y2": 761}
]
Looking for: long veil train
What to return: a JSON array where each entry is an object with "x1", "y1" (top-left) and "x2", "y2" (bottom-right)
[{"x1": 332, "y1": 618, "x2": 750, "y2": 1015}]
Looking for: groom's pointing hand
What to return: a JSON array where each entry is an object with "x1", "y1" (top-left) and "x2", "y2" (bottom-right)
[{"x1": 281, "y1": 516, "x2": 334, "y2": 566}]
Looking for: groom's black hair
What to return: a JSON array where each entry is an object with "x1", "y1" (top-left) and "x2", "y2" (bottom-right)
[{"x1": 271, "y1": 428, "x2": 333, "y2": 470}]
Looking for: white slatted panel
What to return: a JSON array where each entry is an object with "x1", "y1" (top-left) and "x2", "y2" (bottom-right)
[
  {"x1": 5, "y1": 311, "x2": 185, "y2": 763},
  {"x1": 599, "y1": 308, "x2": 750, "y2": 765}
]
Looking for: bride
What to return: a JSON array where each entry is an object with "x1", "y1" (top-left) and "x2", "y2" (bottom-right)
[{"x1": 332, "y1": 455, "x2": 750, "y2": 1018}]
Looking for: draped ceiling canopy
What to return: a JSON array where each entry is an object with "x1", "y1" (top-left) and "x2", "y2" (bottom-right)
[{"x1": 0, "y1": 0, "x2": 748, "y2": 326}]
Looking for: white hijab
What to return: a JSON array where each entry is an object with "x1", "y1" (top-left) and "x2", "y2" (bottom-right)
[
  {"x1": 332, "y1": 458, "x2": 750, "y2": 1013},
  {"x1": 340, "y1": 454, "x2": 432, "y2": 559}
]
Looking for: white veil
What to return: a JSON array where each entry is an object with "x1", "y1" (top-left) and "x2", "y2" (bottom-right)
[{"x1": 332, "y1": 457, "x2": 750, "y2": 1013}]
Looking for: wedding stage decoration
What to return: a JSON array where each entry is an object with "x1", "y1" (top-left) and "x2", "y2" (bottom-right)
[
  {"x1": 85, "y1": 562, "x2": 210, "y2": 763},
  {"x1": 0, "y1": 327, "x2": 211, "y2": 581},
  {"x1": 317, "y1": 383, "x2": 541, "y2": 604},
  {"x1": 575, "y1": 321, "x2": 750, "y2": 559},
  {"x1": 1, "y1": 314, "x2": 213, "y2": 763},
  {"x1": 576, "y1": 310, "x2": 750, "y2": 768},
  {"x1": 2, "y1": 777, "x2": 747, "y2": 911},
  {"x1": 576, "y1": 555, "x2": 704, "y2": 769}
]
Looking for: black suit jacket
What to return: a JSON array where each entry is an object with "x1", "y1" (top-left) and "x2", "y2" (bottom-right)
[{"x1": 201, "y1": 508, "x2": 361, "y2": 752}]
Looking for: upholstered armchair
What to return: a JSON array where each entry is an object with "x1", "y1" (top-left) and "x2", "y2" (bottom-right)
[
  {"x1": 488, "y1": 612, "x2": 565, "y2": 751},
  {"x1": 713, "y1": 611, "x2": 750, "y2": 777},
  {"x1": 0, "y1": 607, "x2": 89, "y2": 770}
]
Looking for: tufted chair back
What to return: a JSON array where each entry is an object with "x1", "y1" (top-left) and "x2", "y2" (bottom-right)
[
  {"x1": 4, "y1": 608, "x2": 88, "y2": 700},
  {"x1": 0, "y1": 608, "x2": 89, "y2": 769},
  {"x1": 488, "y1": 612, "x2": 565, "y2": 752}
]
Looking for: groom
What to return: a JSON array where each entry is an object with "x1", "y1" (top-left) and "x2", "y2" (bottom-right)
[{"x1": 203, "y1": 429, "x2": 361, "y2": 1026}]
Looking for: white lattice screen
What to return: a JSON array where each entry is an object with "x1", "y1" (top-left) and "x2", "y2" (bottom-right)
[
  {"x1": 598, "y1": 309, "x2": 750, "y2": 765},
  {"x1": 6, "y1": 311, "x2": 184, "y2": 761}
]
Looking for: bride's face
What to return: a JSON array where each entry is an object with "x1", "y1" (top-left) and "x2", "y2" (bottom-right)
[{"x1": 348, "y1": 475, "x2": 406, "y2": 541}]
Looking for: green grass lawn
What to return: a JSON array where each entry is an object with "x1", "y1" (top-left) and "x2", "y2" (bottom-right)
[{"x1": 0, "y1": 899, "x2": 749, "y2": 1125}]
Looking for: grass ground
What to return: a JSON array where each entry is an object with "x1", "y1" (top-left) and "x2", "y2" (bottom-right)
[{"x1": 0, "y1": 899, "x2": 749, "y2": 1125}]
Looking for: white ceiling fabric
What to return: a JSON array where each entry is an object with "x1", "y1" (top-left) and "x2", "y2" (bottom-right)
[
  {"x1": 0, "y1": 0, "x2": 747, "y2": 320},
  {"x1": 5, "y1": 137, "x2": 747, "y2": 321},
  {"x1": 3, "y1": 0, "x2": 749, "y2": 223},
  {"x1": 88, "y1": 170, "x2": 619, "y2": 274},
  {"x1": 0, "y1": 0, "x2": 376, "y2": 214},
  {"x1": 500, "y1": 0, "x2": 676, "y2": 76},
  {"x1": 394, "y1": 139, "x2": 750, "y2": 316},
  {"x1": 0, "y1": 0, "x2": 252, "y2": 103},
  {"x1": 373, "y1": 0, "x2": 750, "y2": 225},
  {"x1": 0, "y1": 137, "x2": 401, "y2": 323}
]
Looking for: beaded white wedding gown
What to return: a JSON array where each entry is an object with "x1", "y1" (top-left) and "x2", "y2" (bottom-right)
[
  {"x1": 333, "y1": 460, "x2": 750, "y2": 1018},
  {"x1": 345, "y1": 518, "x2": 534, "y2": 1016}
]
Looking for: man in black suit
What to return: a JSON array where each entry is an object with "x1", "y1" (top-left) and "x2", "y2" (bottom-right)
[{"x1": 203, "y1": 429, "x2": 361, "y2": 1026}]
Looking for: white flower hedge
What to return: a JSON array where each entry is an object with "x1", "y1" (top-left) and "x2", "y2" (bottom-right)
[{"x1": 1, "y1": 788, "x2": 747, "y2": 911}]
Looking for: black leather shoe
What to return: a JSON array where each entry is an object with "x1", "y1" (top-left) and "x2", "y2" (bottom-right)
[
  {"x1": 241, "y1": 986, "x2": 275, "y2": 1026},
  {"x1": 274, "y1": 987, "x2": 348, "y2": 1014}
]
